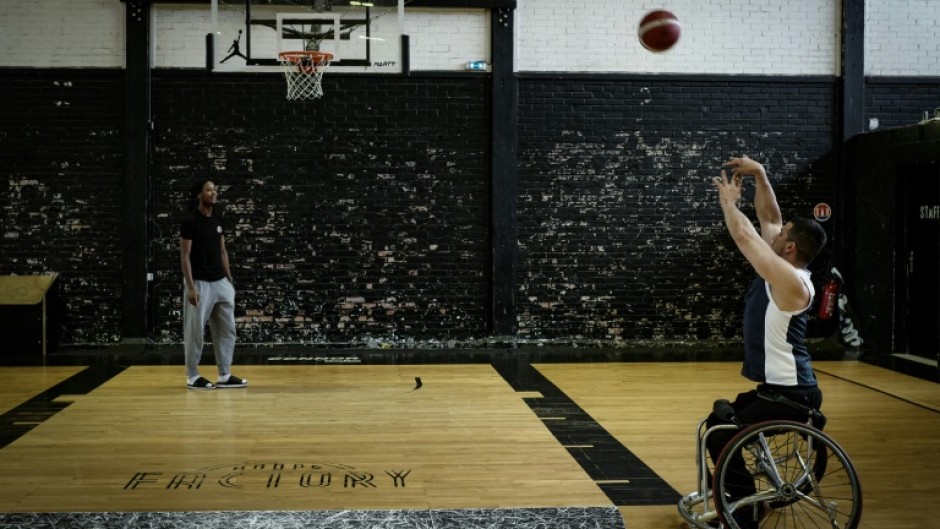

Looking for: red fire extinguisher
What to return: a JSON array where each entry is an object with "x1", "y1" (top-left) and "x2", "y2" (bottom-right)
[{"x1": 817, "y1": 278, "x2": 838, "y2": 320}]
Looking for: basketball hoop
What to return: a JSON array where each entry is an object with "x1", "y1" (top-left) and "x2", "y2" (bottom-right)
[{"x1": 278, "y1": 51, "x2": 333, "y2": 100}]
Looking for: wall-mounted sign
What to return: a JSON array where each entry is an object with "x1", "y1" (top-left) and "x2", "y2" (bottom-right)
[{"x1": 814, "y1": 203, "x2": 832, "y2": 222}]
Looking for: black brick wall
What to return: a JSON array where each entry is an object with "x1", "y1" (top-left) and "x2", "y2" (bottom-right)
[
  {"x1": 150, "y1": 72, "x2": 490, "y2": 345},
  {"x1": 0, "y1": 69, "x2": 125, "y2": 344},
  {"x1": 2, "y1": 69, "x2": 857, "y2": 348},
  {"x1": 865, "y1": 77, "x2": 940, "y2": 130},
  {"x1": 516, "y1": 75, "x2": 839, "y2": 342}
]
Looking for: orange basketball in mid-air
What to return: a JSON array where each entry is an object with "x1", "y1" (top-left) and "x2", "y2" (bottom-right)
[{"x1": 638, "y1": 10, "x2": 681, "y2": 52}]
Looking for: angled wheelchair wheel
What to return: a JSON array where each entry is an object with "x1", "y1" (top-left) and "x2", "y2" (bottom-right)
[{"x1": 713, "y1": 420, "x2": 862, "y2": 529}]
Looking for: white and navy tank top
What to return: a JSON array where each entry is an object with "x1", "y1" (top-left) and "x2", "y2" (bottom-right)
[{"x1": 741, "y1": 269, "x2": 817, "y2": 387}]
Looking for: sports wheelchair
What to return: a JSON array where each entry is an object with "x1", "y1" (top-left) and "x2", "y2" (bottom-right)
[{"x1": 677, "y1": 397, "x2": 862, "y2": 529}]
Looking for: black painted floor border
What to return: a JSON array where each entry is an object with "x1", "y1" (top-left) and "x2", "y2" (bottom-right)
[
  {"x1": 491, "y1": 359, "x2": 681, "y2": 506},
  {"x1": 0, "y1": 364, "x2": 128, "y2": 449}
]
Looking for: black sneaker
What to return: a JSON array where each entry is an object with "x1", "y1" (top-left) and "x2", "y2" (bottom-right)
[
  {"x1": 217, "y1": 375, "x2": 248, "y2": 388},
  {"x1": 187, "y1": 376, "x2": 216, "y2": 390}
]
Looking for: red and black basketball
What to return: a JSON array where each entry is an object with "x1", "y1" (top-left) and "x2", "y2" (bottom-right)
[{"x1": 638, "y1": 10, "x2": 681, "y2": 52}]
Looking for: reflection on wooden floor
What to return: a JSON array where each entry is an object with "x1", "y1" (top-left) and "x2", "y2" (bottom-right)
[{"x1": 0, "y1": 360, "x2": 937, "y2": 529}]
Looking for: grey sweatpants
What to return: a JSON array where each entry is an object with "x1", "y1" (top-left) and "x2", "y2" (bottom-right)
[{"x1": 183, "y1": 278, "x2": 236, "y2": 379}]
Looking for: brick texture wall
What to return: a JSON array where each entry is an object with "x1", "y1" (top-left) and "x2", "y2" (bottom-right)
[
  {"x1": 516, "y1": 75, "x2": 839, "y2": 342},
  {"x1": 5, "y1": 67, "x2": 938, "y2": 347},
  {"x1": 866, "y1": 0, "x2": 940, "y2": 76},
  {"x1": 150, "y1": 72, "x2": 490, "y2": 345},
  {"x1": 0, "y1": 69, "x2": 125, "y2": 344},
  {"x1": 517, "y1": 0, "x2": 840, "y2": 75},
  {"x1": 865, "y1": 78, "x2": 940, "y2": 130}
]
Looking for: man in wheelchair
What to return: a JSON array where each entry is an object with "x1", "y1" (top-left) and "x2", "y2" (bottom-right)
[{"x1": 709, "y1": 155, "x2": 828, "y2": 529}]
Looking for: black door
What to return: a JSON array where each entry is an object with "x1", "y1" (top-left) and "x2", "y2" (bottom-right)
[{"x1": 898, "y1": 163, "x2": 940, "y2": 361}]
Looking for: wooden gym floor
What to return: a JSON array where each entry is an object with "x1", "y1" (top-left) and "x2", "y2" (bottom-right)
[{"x1": 0, "y1": 354, "x2": 938, "y2": 529}]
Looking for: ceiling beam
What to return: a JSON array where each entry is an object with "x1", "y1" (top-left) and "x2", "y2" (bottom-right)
[{"x1": 128, "y1": 1, "x2": 516, "y2": 8}]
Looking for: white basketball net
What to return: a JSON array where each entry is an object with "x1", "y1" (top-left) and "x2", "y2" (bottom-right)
[{"x1": 278, "y1": 52, "x2": 332, "y2": 101}]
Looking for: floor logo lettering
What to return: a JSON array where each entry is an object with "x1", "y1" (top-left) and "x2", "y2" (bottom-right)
[{"x1": 124, "y1": 462, "x2": 411, "y2": 490}]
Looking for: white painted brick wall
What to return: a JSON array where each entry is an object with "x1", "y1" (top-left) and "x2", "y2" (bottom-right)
[
  {"x1": 866, "y1": 0, "x2": 940, "y2": 76},
  {"x1": 0, "y1": 0, "x2": 123, "y2": 68},
  {"x1": 153, "y1": 7, "x2": 214, "y2": 69},
  {"x1": 516, "y1": 0, "x2": 841, "y2": 75},
  {"x1": 404, "y1": 8, "x2": 489, "y2": 71},
  {"x1": 1, "y1": 0, "x2": 940, "y2": 78}
]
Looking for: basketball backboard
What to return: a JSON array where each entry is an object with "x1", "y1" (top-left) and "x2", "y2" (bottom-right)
[{"x1": 210, "y1": 0, "x2": 405, "y2": 73}]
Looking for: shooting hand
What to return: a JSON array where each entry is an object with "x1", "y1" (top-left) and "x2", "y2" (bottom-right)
[
  {"x1": 722, "y1": 155, "x2": 765, "y2": 179},
  {"x1": 712, "y1": 170, "x2": 743, "y2": 208}
]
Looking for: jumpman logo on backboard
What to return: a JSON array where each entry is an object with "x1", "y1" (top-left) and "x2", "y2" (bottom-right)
[{"x1": 221, "y1": 30, "x2": 247, "y2": 63}]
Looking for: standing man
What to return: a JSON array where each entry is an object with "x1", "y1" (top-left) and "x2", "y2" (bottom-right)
[
  {"x1": 180, "y1": 179, "x2": 247, "y2": 390},
  {"x1": 707, "y1": 155, "x2": 827, "y2": 528}
]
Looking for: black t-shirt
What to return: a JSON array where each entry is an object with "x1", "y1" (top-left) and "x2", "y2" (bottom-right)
[{"x1": 180, "y1": 211, "x2": 226, "y2": 281}]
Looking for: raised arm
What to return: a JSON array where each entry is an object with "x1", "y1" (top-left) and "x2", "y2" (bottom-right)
[
  {"x1": 713, "y1": 170, "x2": 810, "y2": 312},
  {"x1": 722, "y1": 155, "x2": 782, "y2": 245}
]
